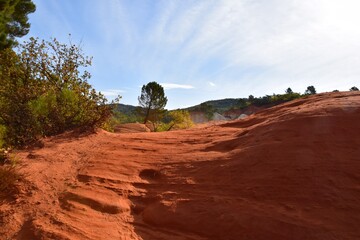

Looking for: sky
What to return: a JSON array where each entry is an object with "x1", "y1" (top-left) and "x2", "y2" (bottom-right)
[{"x1": 25, "y1": 0, "x2": 360, "y2": 109}]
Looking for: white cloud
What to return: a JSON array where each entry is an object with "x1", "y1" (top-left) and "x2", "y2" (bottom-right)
[
  {"x1": 123, "y1": 0, "x2": 360, "y2": 103},
  {"x1": 208, "y1": 82, "x2": 216, "y2": 87},
  {"x1": 160, "y1": 83, "x2": 195, "y2": 90},
  {"x1": 100, "y1": 89, "x2": 125, "y2": 97},
  {"x1": 30, "y1": 0, "x2": 360, "y2": 108}
]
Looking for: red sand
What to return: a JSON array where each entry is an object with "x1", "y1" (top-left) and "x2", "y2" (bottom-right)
[{"x1": 1, "y1": 91, "x2": 360, "y2": 239}]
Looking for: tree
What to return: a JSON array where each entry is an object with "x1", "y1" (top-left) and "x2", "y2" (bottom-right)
[
  {"x1": 248, "y1": 95, "x2": 255, "y2": 103},
  {"x1": 0, "y1": 0, "x2": 36, "y2": 50},
  {"x1": 305, "y1": 86, "x2": 316, "y2": 95},
  {"x1": 350, "y1": 86, "x2": 359, "y2": 91},
  {"x1": 138, "y1": 82, "x2": 167, "y2": 124},
  {"x1": 286, "y1": 87, "x2": 293, "y2": 94}
]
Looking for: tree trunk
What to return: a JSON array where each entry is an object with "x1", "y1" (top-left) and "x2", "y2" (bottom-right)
[
  {"x1": 167, "y1": 123, "x2": 175, "y2": 131},
  {"x1": 144, "y1": 106, "x2": 151, "y2": 124}
]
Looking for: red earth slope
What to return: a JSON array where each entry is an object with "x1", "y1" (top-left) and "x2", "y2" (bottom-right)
[{"x1": 0, "y1": 91, "x2": 359, "y2": 239}]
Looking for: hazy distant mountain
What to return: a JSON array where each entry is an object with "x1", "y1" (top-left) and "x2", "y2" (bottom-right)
[
  {"x1": 112, "y1": 98, "x2": 242, "y2": 115},
  {"x1": 184, "y1": 98, "x2": 241, "y2": 113}
]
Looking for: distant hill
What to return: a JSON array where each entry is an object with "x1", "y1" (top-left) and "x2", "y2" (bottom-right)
[
  {"x1": 110, "y1": 99, "x2": 244, "y2": 124},
  {"x1": 184, "y1": 98, "x2": 241, "y2": 113},
  {"x1": 111, "y1": 103, "x2": 139, "y2": 115},
  {"x1": 112, "y1": 98, "x2": 243, "y2": 115},
  {"x1": 112, "y1": 92, "x2": 300, "y2": 123}
]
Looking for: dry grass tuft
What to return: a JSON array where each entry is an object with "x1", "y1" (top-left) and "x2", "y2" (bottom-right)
[{"x1": 0, "y1": 166, "x2": 22, "y2": 198}]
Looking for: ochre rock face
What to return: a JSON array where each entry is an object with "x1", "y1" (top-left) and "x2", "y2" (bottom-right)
[{"x1": 1, "y1": 91, "x2": 360, "y2": 240}]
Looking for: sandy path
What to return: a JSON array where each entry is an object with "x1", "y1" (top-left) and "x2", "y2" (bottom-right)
[{"x1": 1, "y1": 91, "x2": 360, "y2": 239}]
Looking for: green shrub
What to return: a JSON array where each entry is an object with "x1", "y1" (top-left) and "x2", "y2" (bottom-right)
[
  {"x1": 0, "y1": 38, "x2": 111, "y2": 147},
  {"x1": 251, "y1": 93, "x2": 302, "y2": 107},
  {"x1": 101, "y1": 116, "x2": 122, "y2": 132},
  {"x1": 156, "y1": 110, "x2": 194, "y2": 132}
]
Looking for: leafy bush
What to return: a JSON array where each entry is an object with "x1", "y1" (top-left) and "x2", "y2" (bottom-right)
[
  {"x1": 167, "y1": 110, "x2": 194, "y2": 130},
  {"x1": 0, "y1": 37, "x2": 111, "y2": 147},
  {"x1": 101, "y1": 115, "x2": 122, "y2": 132},
  {"x1": 271, "y1": 92, "x2": 301, "y2": 103},
  {"x1": 251, "y1": 93, "x2": 301, "y2": 107},
  {"x1": 156, "y1": 110, "x2": 194, "y2": 132}
]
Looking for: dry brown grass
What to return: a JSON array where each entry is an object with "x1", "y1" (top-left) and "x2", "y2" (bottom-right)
[{"x1": 0, "y1": 165, "x2": 22, "y2": 198}]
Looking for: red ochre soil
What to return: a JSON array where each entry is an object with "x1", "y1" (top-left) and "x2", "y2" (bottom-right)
[{"x1": 1, "y1": 91, "x2": 360, "y2": 240}]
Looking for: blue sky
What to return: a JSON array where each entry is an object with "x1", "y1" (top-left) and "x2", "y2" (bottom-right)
[{"x1": 25, "y1": 0, "x2": 360, "y2": 109}]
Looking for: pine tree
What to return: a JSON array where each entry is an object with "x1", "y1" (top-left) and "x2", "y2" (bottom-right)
[
  {"x1": 0, "y1": 0, "x2": 36, "y2": 49},
  {"x1": 305, "y1": 86, "x2": 316, "y2": 95},
  {"x1": 138, "y1": 82, "x2": 167, "y2": 124}
]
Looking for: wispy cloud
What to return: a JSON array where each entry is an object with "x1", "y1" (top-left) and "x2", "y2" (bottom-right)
[
  {"x1": 28, "y1": 0, "x2": 360, "y2": 108},
  {"x1": 100, "y1": 89, "x2": 125, "y2": 97},
  {"x1": 208, "y1": 82, "x2": 216, "y2": 87},
  {"x1": 160, "y1": 83, "x2": 195, "y2": 90}
]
